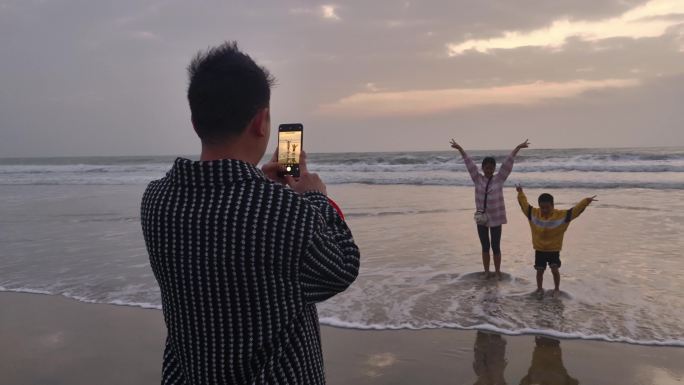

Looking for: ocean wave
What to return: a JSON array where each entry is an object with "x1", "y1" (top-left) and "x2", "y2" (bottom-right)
[
  {"x1": 0, "y1": 164, "x2": 169, "y2": 174},
  {"x1": 309, "y1": 150, "x2": 684, "y2": 166},
  {"x1": 345, "y1": 209, "x2": 452, "y2": 218},
  {"x1": 19, "y1": 162, "x2": 684, "y2": 175},
  {"x1": 2, "y1": 149, "x2": 684, "y2": 188},
  {"x1": 0, "y1": 286, "x2": 162, "y2": 310},
  {"x1": 318, "y1": 317, "x2": 684, "y2": 347},
  {"x1": 2, "y1": 177, "x2": 682, "y2": 189},
  {"x1": 313, "y1": 163, "x2": 684, "y2": 173},
  {"x1": 2, "y1": 287, "x2": 680, "y2": 347},
  {"x1": 325, "y1": 179, "x2": 684, "y2": 190}
]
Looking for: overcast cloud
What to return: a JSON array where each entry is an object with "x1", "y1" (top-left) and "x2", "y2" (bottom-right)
[{"x1": 0, "y1": 0, "x2": 682, "y2": 156}]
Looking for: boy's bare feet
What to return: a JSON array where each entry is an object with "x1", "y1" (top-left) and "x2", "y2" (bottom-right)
[
  {"x1": 552, "y1": 289, "x2": 560, "y2": 298},
  {"x1": 496, "y1": 272, "x2": 502, "y2": 280},
  {"x1": 483, "y1": 271, "x2": 491, "y2": 279},
  {"x1": 535, "y1": 288, "x2": 544, "y2": 299}
]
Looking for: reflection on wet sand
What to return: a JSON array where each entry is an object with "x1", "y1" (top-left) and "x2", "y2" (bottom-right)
[
  {"x1": 519, "y1": 336, "x2": 579, "y2": 385},
  {"x1": 472, "y1": 331, "x2": 580, "y2": 385},
  {"x1": 473, "y1": 331, "x2": 508, "y2": 385}
]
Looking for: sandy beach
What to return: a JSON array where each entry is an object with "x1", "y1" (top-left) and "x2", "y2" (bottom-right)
[{"x1": 2, "y1": 292, "x2": 682, "y2": 385}]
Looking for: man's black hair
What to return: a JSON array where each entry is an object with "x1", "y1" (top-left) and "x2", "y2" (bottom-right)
[
  {"x1": 187, "y1": 41, "x2": 276, "y2": 144},
  {"x1": 482, "y1": 157, "x2": 496, "y2": 168},
  {"x1": 538, "y1": 193, "x2": 554, "y2": 205}
]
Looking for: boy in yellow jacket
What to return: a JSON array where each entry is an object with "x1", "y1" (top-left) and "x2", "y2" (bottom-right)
[{"x1": 516, "y1": 185, "x2": 597, "y2": 298}]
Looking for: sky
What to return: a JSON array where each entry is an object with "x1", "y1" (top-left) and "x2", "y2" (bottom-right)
[{"x1": 1, "y1": 0, "x2": 683, "y2": 157}]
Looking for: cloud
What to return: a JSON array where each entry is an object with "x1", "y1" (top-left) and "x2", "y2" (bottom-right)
[
  {"x1": 447, "y1": 0, "x2": 684, "y2": 55},
  {"x1": 112, "y1": 2, "x2": 167, "y2": 26},
  {"x1": 318, "y1": 78, "x2": 640, "y2": 117},
  {"x1": 322, "y1": 5, "x2": 340, "y2": 20},
  {"x1": 291, "y1": 5, "x2": 340, "y2": 21},
  {"x1": 127, "y1": 30, "x2": 160, "y2": 41},
  {"x1": 365, "y1": 82, "x2": 382, "y2": 92}
]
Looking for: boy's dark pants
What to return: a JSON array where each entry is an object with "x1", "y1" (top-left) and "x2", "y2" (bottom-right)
[{"x1": 534, "y1": 251, "x2": 561, "y2": 290}]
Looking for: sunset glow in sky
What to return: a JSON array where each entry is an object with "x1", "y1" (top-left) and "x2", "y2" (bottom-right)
[{"x1": 0, "y1": 1, "x2": 682, "y2": 156}]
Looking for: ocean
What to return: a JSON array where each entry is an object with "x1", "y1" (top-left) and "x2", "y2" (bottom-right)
[{"x1": 1, "y1": 147, "x2": 683, "y2": 346}]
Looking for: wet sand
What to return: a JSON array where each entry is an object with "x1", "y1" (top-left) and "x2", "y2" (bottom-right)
[{"x1": 1, "y1": 292, "x2": 682, "y2": 385}]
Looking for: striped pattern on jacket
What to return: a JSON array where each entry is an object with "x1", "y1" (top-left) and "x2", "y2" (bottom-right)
[
  {"x1": 463, "y1": 152, "x2": 515, "y2": 227},
  {"x1": 140, "y1": 157, "x2": 361, "y2": 385}
]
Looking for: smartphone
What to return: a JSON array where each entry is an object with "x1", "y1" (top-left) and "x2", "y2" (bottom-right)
[{"x1": 278, "y1": 123, "x2": 303, "y2": 177}]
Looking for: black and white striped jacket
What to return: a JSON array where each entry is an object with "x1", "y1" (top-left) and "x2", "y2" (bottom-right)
[{"x1": 141, "y1": 158, "x2": 360, "y2": 385}]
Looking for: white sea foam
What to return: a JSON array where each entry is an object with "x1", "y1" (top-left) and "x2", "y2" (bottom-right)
[
  {"x1": 0, "y1": 286, "x2": 162, "y2": 310},
  {"x1": 315, "y1": 314, "x2": 684, "y2": 346},
  {"x1": 0, "y1": 286, "x2": 53, "y2": 295},
  {"x1": 2, "y1": 280, "x2": 682, "y2": 347},
  {"x1": 313, "y1": 317, "x2": 684, "y2": 346}
]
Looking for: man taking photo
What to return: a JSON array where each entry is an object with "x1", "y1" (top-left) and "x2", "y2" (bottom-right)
[{"x1": 140, "y1": 41, "x2": 361, "y2": 385}]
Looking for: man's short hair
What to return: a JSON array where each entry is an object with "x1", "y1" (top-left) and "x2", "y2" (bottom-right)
[
  {"x1": 187, "y1": 41, "x2": 276, "y2": 144},
  {"x1": 482, "y1": 157, "x2": 496, "y2": 168},
  {"x1": 538, "y1": 193, "x2": 554, "y2": 205}
]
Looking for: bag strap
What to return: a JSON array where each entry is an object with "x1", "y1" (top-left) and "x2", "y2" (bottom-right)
[{"x1": 483, "y1": 176, "x2": 493, "y2": 210}]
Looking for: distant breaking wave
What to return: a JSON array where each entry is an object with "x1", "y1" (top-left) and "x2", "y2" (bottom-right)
[{"x1": 1, "y1": 148, "x2": 683, "y2": 189}]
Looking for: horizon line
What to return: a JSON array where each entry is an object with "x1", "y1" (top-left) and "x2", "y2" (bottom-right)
[{"x1": 1, "y1": 144, "x2": 683, "y2": 161}]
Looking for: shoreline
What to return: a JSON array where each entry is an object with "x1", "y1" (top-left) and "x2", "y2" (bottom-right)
[
  {"x1": 2, "y1": 292, "x2": 682, "y2": 385},
  {"x1": 4, "y1": 288, "x2": 682, "y2": 347}
]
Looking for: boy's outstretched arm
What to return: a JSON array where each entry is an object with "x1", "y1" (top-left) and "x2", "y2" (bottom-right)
[
  {"x1": 516, "y1": 184, "x2": 532, "y2": 216},
  {"x1": 568, "y1": 195, "x2": 598, "y2": 221}
]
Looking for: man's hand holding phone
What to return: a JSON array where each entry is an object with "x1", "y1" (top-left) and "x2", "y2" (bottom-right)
[
  {"x1": 284, "y1": 151, "x2": 327, "y2": 196},
  {"x1": 262, "y1": 150, "x2": 327, "y2": 195}
]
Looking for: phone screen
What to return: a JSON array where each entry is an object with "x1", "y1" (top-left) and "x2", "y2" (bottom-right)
[{"x1": 278, "y1": 124, "x2": 303, "y2": 176}]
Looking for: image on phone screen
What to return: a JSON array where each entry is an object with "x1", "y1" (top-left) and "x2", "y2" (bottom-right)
[{"x1": 278, "y1": 124, "x2": 303, "y2": 177}]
